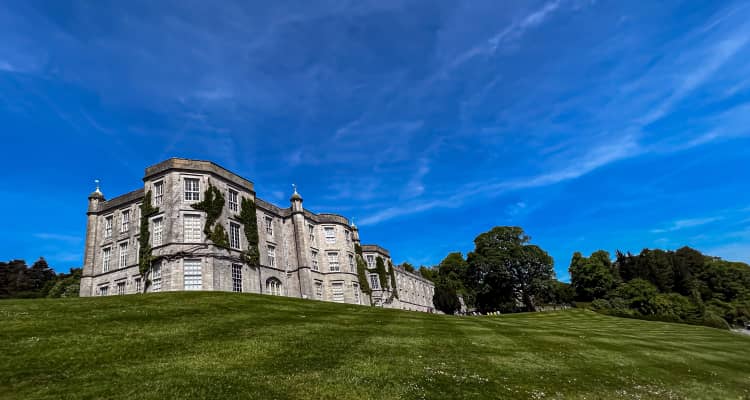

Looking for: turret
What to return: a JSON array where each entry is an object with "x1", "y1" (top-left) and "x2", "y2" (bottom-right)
[
  {"x1": 81, "y1": 180, "x2": 105, "y2": 296},
  {"x1": 351, "y1": 219, "x2": 360, "y2": 245},
  {"x1": 289, "y1": 184, "x2": 312, "y2": 298}
]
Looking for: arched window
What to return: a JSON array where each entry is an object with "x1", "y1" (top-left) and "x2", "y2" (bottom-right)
[{"x1": 266, "y1": 278, "x2": 282, "y2": 296}]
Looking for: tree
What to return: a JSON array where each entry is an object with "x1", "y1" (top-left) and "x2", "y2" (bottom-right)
[
  {"x1": 399, "y1": 262, "x2": 415, "y2": 273},
  {"x1": 614, "y1": 279, "x2": 659, "y2": 315},
  {"x1": 466, "y1": 226, "x2": 555, "y2": 312},
  {"x1": 433, "y1": 283, "x2": 461, "y2": 315},
  {"x1": 569, "y1": 250, "x2": 617, "y2": 301}
]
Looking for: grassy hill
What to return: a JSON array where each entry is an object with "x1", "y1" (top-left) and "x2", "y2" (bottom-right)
[{"x1": 1, "y1": 292, "x2": 749, "y2": 400}]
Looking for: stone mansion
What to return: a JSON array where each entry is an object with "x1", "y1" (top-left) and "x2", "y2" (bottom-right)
[{"x1": 80, "y1": 158, "x2": 435, "y2": 312}]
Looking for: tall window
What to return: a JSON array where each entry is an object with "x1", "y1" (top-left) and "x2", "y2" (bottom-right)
[
  {"x1": 327, "y1": 252, "x2": 340, "y2": 272},
  {"x1": 353, "y1": 283, "x2": 360, "y2": 304},
  {"x1": 267, "y1": 245, "x2": 276, "y2": 267},
  {"x1": 348, "y1": 254, "x2": 355, "y2": 272},
  {"x1": 134, "y1": 277, "x2": 142, "y2": 293},
  {"x1": 184, "y1": 214, "x2": 201, "y2": 242},
  {"x1": 119, "y1": 242, "x2": 129, "y2": 268},
  {"x1": 154, "y1": 181, "x2": 164, "y2": 205},
  {"x1": 366, "y1": 255, "x2": 375, "y2": 268},
  {"x1": 117, "y1": 281, "x2": 126, "y2": 295},
  {"x1": 184, "y1": 259, "x2": 202, "y2": 290},
  {"x1": 314, "y1": 281, "x2": 323, "y2": 299},
  {"x1": 331, "y1": 282, "x2": 344, "y2": 303},
  {"x1": 310, "y1": 250, "x2": 319, "y2": 271},
  {"x1": 229, "y1": 222, "x2": 241, "y2": 250},
  {"x1": 231, "y1": 264, "x2": 242, "y2": 292},
  {"x1": 104, "y1": 216, "x2": 113, "y2": 239},
  {"x1": 345, "y1": 230, "x2": 351, "y2": 243},
  {"x1": 102, "y1": 247, "x2": 111, "y2": 272},
  {"x1": 324, "y1": 226, "x2": 335, "y2": 243},
  {"x1": 152, "y1": 217, "x2": 163, "y2": 246},
  {"x1": 265, "y1": 216, "x2": 273, "y2": 235},
  {"x1": 267, "y1": 278, "x2": 282, "y2": 296},
  {"x1": 369, "y1": 273, "x2": 380, "y2": 290},
  {"x1": 99, "y1": 286, "x2": 108, "y2": 296},
  {"x1": 228, "y1": 189, "x2": 239, "y2": 212},
  {"x1": 308, "y1": 224, "x2": 315, "y2": 243},
  {"x1": 151, "y1": 262, "x2": 162, "y2": 292},
  {"x1": 184, "y1": 178, "x2": 200, "y2": 201},
  {"x1": 121, "y1": 210, "x2": 130, "y2": 232}
]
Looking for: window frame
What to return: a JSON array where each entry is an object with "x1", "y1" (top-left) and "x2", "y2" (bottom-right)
[
  {"x1": 118, "y1": 241, "x2": 129, "y2": 269},
  {"x1": 324, "y1": 226, "x2": 336, "y2": 244},
  {"x1": 229, "y1": 222, "x2": 241, "y2": 250},
  {"x1": 231, "y1": 263, "x2": 243, "y2": 292},
  {"x1": 104, "y1": 215, "x2": 113, "y2": 239},
  {"x1": 121, "y1": 209, "x2": 130, "y2": 233},
  {"x1": 152, "y1": 217, "x2": 163, "y2": 246},
  {"x1": 151, "y1": 262, "x2": 162, "y2": 292},
  {"x1": 327, "y1": 251, "x2": 340, "y2": 272},
  {"x1": 228, "y1": 188, "x2": 239, "y2": 212},
  {"x1": 183, "y1": 259, "x2": 202, "y2": 290},
  {"x1": 331, "y1": 281, "x2": 344, "y2": 303},
  {"x1": 102, "y1": 247, "x2": 111, "y2": 273},
  {"x1": 265, "y1": 216, "x2": 274, "y2": 235},
  {"x1": 310, "y1": 249, "x2": 319, "y2": 271},
  {"x1": 153, "y1": 181, "x2": 164, "y2": 206},
  {"x1": 183, "y1": 213, "x2": 202, "y2": 243},
  {"x1": 267, "y1": 245, "x2": 276, "y2": 267},
  {"x1": 183, "y1": 177, "x2": 200, "y2": 202}
]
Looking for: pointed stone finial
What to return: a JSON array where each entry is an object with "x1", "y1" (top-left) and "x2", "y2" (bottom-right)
[
  {"x1": 350, "y1": 217, "x2": 357, "y2": 229},
  {"x1": 290, "y1": 183, "x2": 302, "y2": 202},
  {"x1": 292, "y1": 183, "x2": 297, "y2": 194},
  {"x1": 94, "y1": 179, "x2": 101, "y2": 193}
]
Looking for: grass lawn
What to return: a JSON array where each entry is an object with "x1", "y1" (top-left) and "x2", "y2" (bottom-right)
[{"x1": 1, "y1": 292, "x2": 749, "y2": 399}]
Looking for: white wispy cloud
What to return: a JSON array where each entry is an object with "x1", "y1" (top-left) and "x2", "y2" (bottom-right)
[
  {"x1": 650, "y1": 217, "x2": 722, "y2": 234},
  {"x1": 34, "y1": 233, "x2": 83, "y2": 243}
]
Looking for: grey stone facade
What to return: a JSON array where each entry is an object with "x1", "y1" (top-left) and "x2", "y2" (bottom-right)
[{"x1": 80, "y1": 158, "x2": 435, "y2": 312}]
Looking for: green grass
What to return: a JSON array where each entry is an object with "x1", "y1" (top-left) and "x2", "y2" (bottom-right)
[{"x1": 1, "y1": 292, "x2": 749, "y2": 399}]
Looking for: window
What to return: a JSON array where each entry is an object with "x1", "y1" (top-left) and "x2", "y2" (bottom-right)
[
  {"x1": 267, "y1": 245, "x2": 276, "y2": 267},
  {"x1": 369, "y1": 273, "x2": 380, "y2": 290},
  {"x1": 345, "y1": 230, "x2": 351, "y2": 243},
  {"x1": 152, "y1": 181, "x2": 164, "y2": 206},
  {"x1": 267, "y1": 278, "x2": 282, "y2": 296},
  {"x1": 231, "y1": 264, "x2": 242, "y2": 292},
  {"x1": 99, "y1": 286, "x2": 108, "y2": 296},
  {"x1": 134, "y1": 277, "x2": 142, "y2": 293},
  {"x1": 310, "y1": 250, "x2": 319, "y2": 271},
  {"x1": 135, "y1": 241, "x2": 140, "y2": 262},
  {"x1": 117, "y1": 281, "x2": 126, "y2": 295},
  {"x1": 184, "y1": 178, "x2": 200, "y2": 201},
  {"x1": 184, "y1": 259, "x2": 202, "y2": 290},
  {"x1": 366, "y1": 255, "x2": 375, "y2": 268},
  {"x1": 265, "y1": 216, "x2": 273, "y2": 235},
  {"x1": 152, "y1": 217, "x2": 163, "y2": 246},
  {"x1": 308, "y1": 224, "x2": 315, "y2": 243},
  {"x1": 324, "y1": 226, "x2": 335, "y2": 244},
  {"x1": 230, "y1": 222, "x2": 241, "y2": 249},
  {"x1": 151, "y1": 262, "x2": 161, "y2": 292},
  {"x1": 102, "y1": 247, "x2": 111, "y2": 272},
  {"x1": 331, "y1": 282, "x2": 344, "y2": 303},
  {"x1": 121, "y1": 210, "x2": 130, "y2": 232},
  {"x1": 353, "y1": 283, "x2": 360, "y2": 304},
  {"x1": 136, "y1": 204, "x2": 142, "y2": 230},
  {"x1": 314, "y1": 281, "x2": 323, "y2": 299},
  {"x1": 119, "y1": 242, "x2": 129, "y2": 268},
  {"x1": 184, "y1": 214, "x2": 201, "y2": 242},
  {"x1": 228, "y1": 189, "x2": 239, "y2": 212},
  {"x1": 348, "y1": 254, "x2": 355, "y2": 272},
  {"x1": 104, "y1": 216, "x2": 113, "y2": 239},
  {"x1": 328, "y1": 252, "x2": 340, "y2": 272}
]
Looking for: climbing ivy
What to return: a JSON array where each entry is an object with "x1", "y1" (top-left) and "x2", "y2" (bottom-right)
[
  {"x1": 138, "y1": 190, "x2": 160, "y2": 290},
  {"x1": 388, "y1": 260, "x2": 399, "y2": 300},
  {"x1": 191, "y1": 183, "x2": 228, "y2": 246},
  {"x1": 354, "y1": 244, "x2": 372, "y2": 301},
  {"x1": 237, "y1": 197, "x2": 260, "y2": 266},
  {"x1": 375, "y1": 256, "x2": 389, "y2": 291}
]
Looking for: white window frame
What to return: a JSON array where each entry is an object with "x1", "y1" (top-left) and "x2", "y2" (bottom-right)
[
  {"x1": 229, "y1": 222, "x2": 241, "y2": 250},
  {"x1": 366, "y1": 255, "x2": 375, "y2": 268},
  {"x1": 265, "y1": 216, "x2": 273, "y2": 235},
  {"x1": 231, "y1": 263, "x2": 242, "y2": 292},
  {"x1": 104, "y1": 216, "x2": 113, "y2": 239},
  {"x1": 267, "y1": 245, "x2": 276, "y2": 267},
  {"x1": 102, "y1": 247, "x2": 111, "y2": 272},
  {"x1": 134, "y1": 277, "x2": 142, "y2": 293},
  {"x1": 184, "y1": 214, "x2": 201, "y2": 243},
  {"x1": 311, "y1": 249, "x2": 319, "y2": 271},
  {"x1": 331, "y1": 282, "x2": 344, "y2": 303},
  {"x1": 345, "y1": 230, "x2": 351, "y2": 243},
  {"x1": 308, "y1": 224, "x2": 315, "y2": 243},
  {"x1": 153, "y1": 181, "x2": 164, "y2": 206},
  {"x1": 324, "y1": 226, "x2": 335, "y2": 244},
  {"x1": 314, "y1": 280, "x2": 323, "y2": 299},
  {"x1": 228, "y1": 189, "x2": 239, "y2": 212},
  {"x1": 99, "y1": 286, "x2": 109, "y2": 296},
  {"x1": 152, "y1": 217, "x2": 163, "y2": 246},
  {"x1": 353, "y1": 282, "x2": 361, "y2": 304},
  {"x1": 119, "y1": 242, "x2": 128, "y2": 269},
  {"x1": 327, "y1": 252, "x2": 340, "y2": 272},
  {"x1": 151, "y1": 262, "x2": 162, "y2": 292},
  {"x1": 117, "y1": 281, "x2": 126, "y2": 295},
  {"x1": 369, "y1": 273, "x2": 380, "y2": 290},
  {"x1": 184, "y1": 259, "x2": 202, "y2": 290},
  {"x1": 184, "y1": 178, "x2": 200, "y2": 202},
  {"x1": 121, "y1": 209, "x2": 130, "y2": 233},
  {"x1": 267, "y1": 278, "x2": 282, "y2": 296},
  {"x1": 348, "y1": 254, "x2": 355, "y2": 272}
]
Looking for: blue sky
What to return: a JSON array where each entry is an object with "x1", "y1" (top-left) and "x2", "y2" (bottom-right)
[{"x1": 1, "y1": 1, "x2": 749, "y2": 280}]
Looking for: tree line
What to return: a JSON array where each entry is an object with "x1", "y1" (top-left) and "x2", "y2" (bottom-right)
[{"x1": 0, "y1": 258, "x2": 81, "y2": 299}]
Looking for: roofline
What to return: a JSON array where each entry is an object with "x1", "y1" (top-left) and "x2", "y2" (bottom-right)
[{"x1": 143, "y1": 158, "x2": 254, "y2": 192}]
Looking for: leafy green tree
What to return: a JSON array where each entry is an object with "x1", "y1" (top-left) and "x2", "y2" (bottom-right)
[
  {"x1": 433, "y1": 283, "x2": 461, "y2": 315},
  {"x1": 399, "y1": 262, "x2": 415, "y2": 273},
  {"x1": 614, "y1": 279, "x2": 659, "y2": 315},
  {"x1": 569, "y1": 250, "x2": 617, "y2": 301}
]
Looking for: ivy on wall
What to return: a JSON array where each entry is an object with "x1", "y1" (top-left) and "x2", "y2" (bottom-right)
[
  {"x1": 237, "y1": 197, "x2": 260, "y2": 266},
  {"x1": 354, "y1": 244, "x2": 373, "y2": 301},
  {"x1": 138, "y1": 190, "x2": 160, "y2": 290},
  {"x1": 191, "y1": 183, "x2": 229, "y2": 247},
  {"x1": 388, "y1": 260, "x2": 399, "y2": 300},
  {"x1": 375, "y1": 256, "x2": 389, "y2": 291}
]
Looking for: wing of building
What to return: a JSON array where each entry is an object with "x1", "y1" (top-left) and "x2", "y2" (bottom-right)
[{"x1": 80, "y1": 158, "x2": 435, "y2": 312}]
